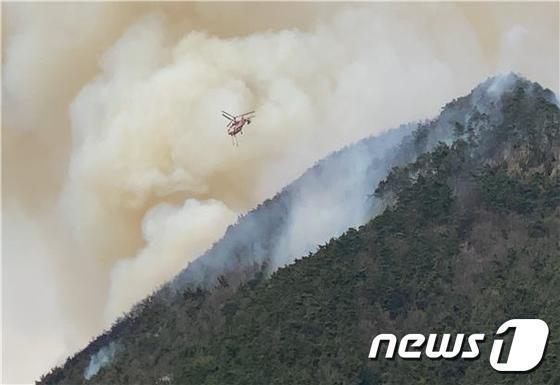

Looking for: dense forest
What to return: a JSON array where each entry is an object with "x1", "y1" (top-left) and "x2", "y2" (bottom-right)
[{"x1": 40, "y1": 75, "x2": 559, "y2": 384}]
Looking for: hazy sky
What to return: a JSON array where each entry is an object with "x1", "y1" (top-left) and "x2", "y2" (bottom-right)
[{"x1": 2, "y1": 2, "x2": 558, "y2": 383}]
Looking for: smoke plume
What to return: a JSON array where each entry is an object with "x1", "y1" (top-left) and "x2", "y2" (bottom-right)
[
  {"x1": 83, "y1": 342, "x2": 121, "y2": 381},
  {"x1": 2, "y1": 2, "x2": 558, "y2": 383}
]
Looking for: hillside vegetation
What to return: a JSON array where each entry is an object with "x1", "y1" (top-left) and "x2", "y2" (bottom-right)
[{"x1": 40, "y1": 75, "x2": 560, "y2": 384}]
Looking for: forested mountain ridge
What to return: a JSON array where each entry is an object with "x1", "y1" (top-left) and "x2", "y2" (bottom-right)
[{"x1": 39, "y1": 74, "x2": 560, "y2": 384}]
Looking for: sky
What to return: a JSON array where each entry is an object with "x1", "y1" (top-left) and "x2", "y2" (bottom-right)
[{"x1": 2, "y1": 2, "x2": 559, "y2": 383}]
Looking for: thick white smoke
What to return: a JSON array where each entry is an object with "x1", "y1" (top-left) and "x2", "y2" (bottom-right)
[
  {"x1": 2, "y1": 2, "x2": 558, "y2": 383},
  {"x1": 63, "y1": 6, "x2": 477, "y2": 323},
  {"x1": 105, "y1": 199, "x2": 236, "y2": 321}
]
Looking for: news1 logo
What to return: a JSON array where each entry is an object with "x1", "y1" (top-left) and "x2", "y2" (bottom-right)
[{"x1": 369, "y1": 319, "x2": 549, "y2": 372}]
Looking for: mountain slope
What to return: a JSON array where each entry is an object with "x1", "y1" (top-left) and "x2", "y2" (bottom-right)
[{"x1": 39, "y1": 74, "x2": 560, "y2": 384}]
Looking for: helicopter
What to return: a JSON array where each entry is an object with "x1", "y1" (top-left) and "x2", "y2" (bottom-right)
[{"x1": 221, "y1": 110, "x2": 255, "y2": 146}]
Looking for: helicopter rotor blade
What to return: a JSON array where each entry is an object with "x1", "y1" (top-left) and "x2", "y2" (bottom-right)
[{"x1": 239, "y1": 111, "x2": 255, "y2": 117}]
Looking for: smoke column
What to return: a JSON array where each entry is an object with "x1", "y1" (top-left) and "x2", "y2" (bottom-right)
[{"x1": 2, "y1": 2, "x2": 558, "y2": 382}]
